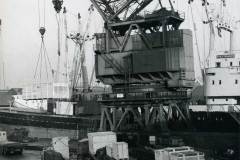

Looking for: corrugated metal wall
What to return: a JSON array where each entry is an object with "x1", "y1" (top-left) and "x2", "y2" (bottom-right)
[{"x1": 95, "y1": 29, "x2": 194, "y2": 84}]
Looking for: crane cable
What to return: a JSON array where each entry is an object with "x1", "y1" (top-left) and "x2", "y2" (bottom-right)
[
  {"x1": 34, "y1": 0, "x2": 53, "y2": 96},
  {"x1": 55, "y1": 13, "x2": 61, "y2": 82},
  {"x1": 189, "y1": 3, "x2": 202, "y2": 70},
  {"x1": 52, "y1": 0, "x2": 64, "y2": 82},
  {"x1": 38, "y1": 0, "x2": 46, "y2": 28}
]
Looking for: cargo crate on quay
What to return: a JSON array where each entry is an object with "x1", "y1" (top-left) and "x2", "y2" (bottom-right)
[
  {"x1": 88, "y1": 131, "x2": 117, "y2": 155},
  {"x1": 171, "y1": 151, "x2": 205, "y2": 160},
  {"x1": 106, "y1": 142, "x2": 129, "y2": 160},
  {"x1": 154, "y1": 146, "x2": 205, "y2": 160}
]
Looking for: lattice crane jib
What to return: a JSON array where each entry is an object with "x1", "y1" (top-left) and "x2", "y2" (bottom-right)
[
  {"x1": 91, "y1": 0, "x2": 183, "y2": 27},
  {"x1": 91, "y1": 0, "x2": 151, "y2": 22}
]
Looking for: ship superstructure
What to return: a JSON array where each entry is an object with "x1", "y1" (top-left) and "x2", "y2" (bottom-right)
[
  {"x1": 205, "y1": 54, "x2": 240, "y2": 111},
  {"x1": 203, "y1": 0, "x2": 240, "y2": 113}
]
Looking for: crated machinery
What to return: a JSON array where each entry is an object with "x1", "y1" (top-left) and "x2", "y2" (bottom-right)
[{"x1": 91, "y1": 0, "x2": 195, "y2": 131}]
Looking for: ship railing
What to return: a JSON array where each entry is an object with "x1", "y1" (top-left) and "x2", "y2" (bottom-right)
[{"x1": 99, "y1": 90, "x2": 190, "y2": 101}]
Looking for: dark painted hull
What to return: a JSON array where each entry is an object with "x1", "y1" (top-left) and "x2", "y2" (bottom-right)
[
  {"x1": 190, "y1": 111, "x2": 239, "y2": 132},
  {"x1": 0, "y1": 111, "x2": 100, "y2": 130},
  {"x1": 167, "y1": 111, "x2": 239, "y2": 132},
  {"x1": 0, "y1": 110, "x2": 238, "y2": 132},
  {"x1": 0, "y1": 110, "x2": 239, "y2": 158}
]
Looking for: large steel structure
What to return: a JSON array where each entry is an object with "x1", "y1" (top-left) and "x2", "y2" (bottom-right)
[{"x1": 91, "y1": 0, "x2": 195, "y2": 131}]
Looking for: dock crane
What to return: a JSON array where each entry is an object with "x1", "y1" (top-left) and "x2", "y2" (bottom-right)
[{"x1": 91, "y1": 0, "x2": 195, "y2": 131}]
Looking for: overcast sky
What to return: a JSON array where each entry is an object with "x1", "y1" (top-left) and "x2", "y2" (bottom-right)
[
  {"x1": 1, "y1": 0, "x2": 240, "y2": 88},
  {"x1": 0, "y1": 0, "x2": 102, "y2": 88}
]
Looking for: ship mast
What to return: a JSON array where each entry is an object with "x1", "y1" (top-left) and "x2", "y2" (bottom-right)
[
  {"x1": 79, "y1": 6, "x2": 94, "y2": 92},
  {"x1": 69, "y1": 6, "x2": 94, "y2": 93},
  {"x1": 201, "y1": 0, "x2": 216, "y2": 68},
  {"x1": 189, "y1": 0, "x2": 233, "y2": 68},
  {"x1": 217, "y1": 0, "x2": 233, "y2": 55}
]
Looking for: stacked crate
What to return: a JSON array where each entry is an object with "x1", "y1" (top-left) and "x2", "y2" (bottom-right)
[
  {"x1": 171, "y1": 151, "x2": 205, "y2": 160},
  {"x1": 106, "y1": 142, "x2": 129, "y2": 160},
  {"x1": 52, "y1": 137, "x2": 69, "y2": 160},
  {"x1": 149, "y1": 136, "x2": 156, "y2": 145},
  {"x1": 154, "y1": 146, "x2": 205, "y2": 160},
  {"x1": 0, "y1": 131, "x2": 7, "y2": 142},
  {"x1": 88, "y1": 131, "x2": 117, "y2": 155},
  {"x1": 87, "y1": 131, "x2": 129, "y2": 160}
]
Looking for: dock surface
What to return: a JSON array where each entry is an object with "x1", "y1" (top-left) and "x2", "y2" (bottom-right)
[{"x1": 0, "y1": 150, "x2": 41, "y2": 160}]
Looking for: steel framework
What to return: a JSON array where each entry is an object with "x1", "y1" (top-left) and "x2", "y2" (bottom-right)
[
  {"x1": 98, "y1": 91, "x2": 192, "y2": 131},
  {"x1": 91, "y1": 0, "x2": 194, "y2": 132}
]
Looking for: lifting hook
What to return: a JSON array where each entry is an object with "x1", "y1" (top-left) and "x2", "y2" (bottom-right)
[{"x1": 39, "y1": 27, "x2": 46, "y2": 37}]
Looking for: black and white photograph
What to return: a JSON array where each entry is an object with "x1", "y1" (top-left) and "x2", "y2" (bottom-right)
[{"x1": 0, "y1": 0, "x2": 240, "y2": 159}]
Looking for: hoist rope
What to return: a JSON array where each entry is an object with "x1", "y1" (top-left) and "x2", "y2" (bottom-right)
[
  {"x1": 55, "y1": 13, "x2": 61, "y2": 82},
  {"x1": 34, "y1": 41, "x2": 43, "y2": 79},
  {"x1": 34, "y1": 0, "x2": 53, "y2": 89},
  {"x1": 54, "y1": 13, "x2": 63, "y2": 82},
  {"x1": 202, "y1": 6, "x2": 206, "y2": 69},
  {"x1": 42, "y1": 40, "x2": 53, "y2": 78},
  {"x1": 40, "y1": 42, "x2": 42, "y2": 83},
  {"x1": 38, "y1": 0, "x2": 41, "y2": 28},
  {"x1": 34, "y1": 41, "x2": 52, "y2": 83},
  {"x1": 43, "y1": 0, "x2": 46, "y2": 27},
  {"x1": 44, "y1": 53, "x2": 49, "y2": 80},
  {"x1": 38, "y1": 0, "x2": 46, "y2": 28},
  {"x1": 55, "y1": 13, "x2": 61, "y2": 56}
]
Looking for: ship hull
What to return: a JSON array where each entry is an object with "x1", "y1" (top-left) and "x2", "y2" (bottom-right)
[
  {"x1": 0, "y1": 111, "x2": 100, "y2": 139},
  {"x1": 168, "y1": 111, "x2": 240, "y2": 132},
  {"x1": 0, "y1": 110, "x2": 239, "y2": 137},
  {"x1": 0, "y1": 123, "x2": 78, "y2": 139}
]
